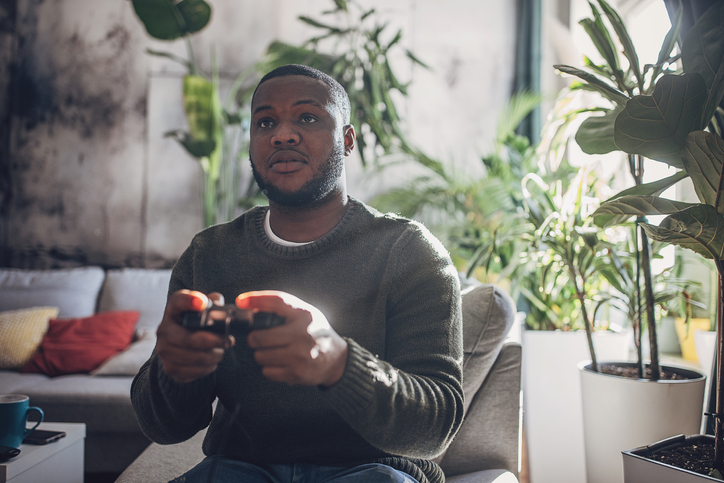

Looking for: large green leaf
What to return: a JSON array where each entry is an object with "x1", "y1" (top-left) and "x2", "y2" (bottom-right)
[
  {"x1": 592, "y1": 195, "x2": 696, "y2": 227},
  {"x1": 682, "y1": 2, "x2": 724, "y2": 90},
  {"x1": 132, "y1": 0, "x2": 211, "y2": 41},
  {"x1": 614, "y1": 74, "x2": 708, "y2": 167},
  {"x1": 682, "y1": 131, "x2": 724, "y2": 213},
  {"x1": 682, "y1": 2, "x2": 724, "y2": 129},
  {"x1": 641, "y1": 204, "x2": 724, "y2": 261},
  {"x1": 575, "y1": 105, "x2": 623, "y2": 154}
]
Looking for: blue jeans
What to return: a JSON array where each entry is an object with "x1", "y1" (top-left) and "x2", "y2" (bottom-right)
[{"x1": 169, "y1": 455, "x2": 419, "y2": 483}]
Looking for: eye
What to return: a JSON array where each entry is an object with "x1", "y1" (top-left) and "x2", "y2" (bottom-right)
[
  {"x1": 257, "y1": 118, "x2": 275, "y2": 128},
  {"x1": 299, "y1": 114, "x2": 318, "y2": 124}
]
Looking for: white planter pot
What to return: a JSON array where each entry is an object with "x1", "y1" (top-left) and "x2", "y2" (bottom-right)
[
  {"x1": 580, "y1": 362, "x2": 706, "y2": 483},
  {"x1": 522, "y1": 329, "x2": 630, "y2": 483},
  {"x1": 623, "y1": 434, "x2": 717, "y2": 482}
]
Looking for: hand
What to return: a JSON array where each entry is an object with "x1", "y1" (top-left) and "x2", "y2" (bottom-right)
[
  {"x1": 237, "y1": 291, "x2": 348, "y2": 387},
  {"x1": 155, "y1": 290, "x2": 234, "y2": 383}
]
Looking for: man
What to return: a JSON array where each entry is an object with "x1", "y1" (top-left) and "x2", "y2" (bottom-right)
[{"x1": 131, "y1": 64, "x2": 464, "y2": 483}]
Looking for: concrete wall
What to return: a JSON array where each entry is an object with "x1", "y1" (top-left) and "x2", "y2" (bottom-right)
[{"x1": 0, "y1": 0, "x2": 518, "y2": 269}]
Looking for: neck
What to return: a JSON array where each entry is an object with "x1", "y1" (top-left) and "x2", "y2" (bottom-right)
[{"x1": 268, "y1": 189, "x2": 349, "y2": 243}]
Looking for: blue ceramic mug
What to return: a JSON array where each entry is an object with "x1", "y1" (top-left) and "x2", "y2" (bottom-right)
[{"x1": 0, "y1": 394, "x2": 44, "y2": 448}]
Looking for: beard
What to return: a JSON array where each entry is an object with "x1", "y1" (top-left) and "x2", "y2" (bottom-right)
[{"x1": 250, "y1": 142, "x2": 345, "y2": 207}]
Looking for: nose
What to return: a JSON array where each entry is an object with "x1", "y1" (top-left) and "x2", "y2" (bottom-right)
[{"x1": 271, "y1": 121, "x2": 300, "y2": 146}]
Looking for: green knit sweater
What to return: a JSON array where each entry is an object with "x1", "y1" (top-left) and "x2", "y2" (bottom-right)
[{"x1": 131, "y1": 198, "x2": 464, "y2": 482}]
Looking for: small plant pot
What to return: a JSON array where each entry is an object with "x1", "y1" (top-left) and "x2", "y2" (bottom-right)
[
  {"x1": 623, "y1": 434, "x2": 719, "y2": 482},
  {"x1": 579, "y1": 361, "x2": 706, "y2": 483},
  {"x1": 676, "y1": 318, "x2": 713, "y2": 362}
]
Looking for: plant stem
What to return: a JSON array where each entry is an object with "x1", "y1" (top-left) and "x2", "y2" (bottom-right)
[
  {"x1": 635, "y1": 223, "x2": 644, "y2": 378},
  {"x1": 572, "y1": 265, "x2": 598, "y2": 372},
  {"x1": 640, "y1": 225, "x2": 660, "y2": 380},
  {"x1": 714, "y1": 263, "x2": 724, "y2": 472}
]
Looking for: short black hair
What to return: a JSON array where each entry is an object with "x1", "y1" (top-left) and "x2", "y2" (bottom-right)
[{"x1": 252, "y1": 64, "x2": 351, "y2": 125}]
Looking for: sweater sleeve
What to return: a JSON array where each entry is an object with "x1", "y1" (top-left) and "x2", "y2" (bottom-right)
[
  {"x1": 130, "y1": 240, "x2": 217, "y2": 445},
  {"x1": 320, "y1": 223, "x2": 464, "y2": 459}
]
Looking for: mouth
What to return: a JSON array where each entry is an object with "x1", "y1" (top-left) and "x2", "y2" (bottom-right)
[{"x1": 269, "y1": 150, "x2": 308, "y2": 173}]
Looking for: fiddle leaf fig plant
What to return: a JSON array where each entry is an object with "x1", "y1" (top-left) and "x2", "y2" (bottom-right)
[{"x1": 584, "y1": 1, "x2": 724, "y2": 471}]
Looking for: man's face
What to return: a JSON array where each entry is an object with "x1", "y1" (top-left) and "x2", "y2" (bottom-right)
[{"x1": 249, "y1": 75, "x2": 354, "y2": 207}]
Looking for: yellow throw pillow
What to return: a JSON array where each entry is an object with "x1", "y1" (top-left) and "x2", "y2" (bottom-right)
[{"x1": 0, "y1": 306, "x2": 59, "y2": 370}]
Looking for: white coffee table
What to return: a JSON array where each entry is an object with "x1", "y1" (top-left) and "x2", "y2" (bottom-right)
[{"x1": 0, "y1": 422, "x2": 86, "y2": 483}]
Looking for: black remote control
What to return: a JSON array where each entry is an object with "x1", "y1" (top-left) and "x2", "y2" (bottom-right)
[
  {"x1": 0, "y1": 444, "x2": 20, "y2": 462},
  {"x1": 181, "y1": 304, "x2": 285, "y2": 334}
]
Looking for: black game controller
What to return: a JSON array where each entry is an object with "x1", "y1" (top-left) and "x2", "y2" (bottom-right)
[{"x1": 181, "y1": 304, "x2": 285, "y2": 335}]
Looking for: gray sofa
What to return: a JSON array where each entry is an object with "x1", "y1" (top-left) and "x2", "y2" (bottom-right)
[
  {"x1": 0, "y1": 267, "x2": 521, "y2": 482},
  {"x1": 0, "y1": 266, "x2": 172, "y2": 474},
  {"x1": 118, "y1": 283, "x2": 522, "y2": 483}
]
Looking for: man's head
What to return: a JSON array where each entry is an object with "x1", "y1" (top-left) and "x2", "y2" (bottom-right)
[
  {"x1": 249, "y1": 65, "x2": 355, "y2": 208},
  {"x1": 252, "y1": 64, "x2": 351, "y2": 125}
]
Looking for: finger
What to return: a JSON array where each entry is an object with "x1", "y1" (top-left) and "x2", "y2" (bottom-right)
[
  {"x1": 236, "y1": 291, "x2": 307, "y2": 315},
  {"x1": 167, "y1": 290, "x2": 210, "y2": 318},
  {"x1": 158, "y1": 316, "x2": 227, "y2": 351},
  {"x1": 207, "y1": 292, "x2": 225, "y2": 306}
]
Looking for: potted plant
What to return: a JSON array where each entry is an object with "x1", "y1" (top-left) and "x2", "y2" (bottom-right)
[
  {"x1": 554, "y1": 0, "x2": 724, "y2": 480},
  {"x1": 611, "y1": 0, "x2": 724, "y2": 472},
  {"x1": 552, "y1": 1, "x2": 722, "y2": 482},
  {"x1": 373, "y1": 92, "x2": 634, "y2": 483}
]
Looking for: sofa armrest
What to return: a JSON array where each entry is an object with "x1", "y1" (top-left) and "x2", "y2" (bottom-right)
[
  {"x1": 116, "y1": 428, "x2": 206, "y2": 483},
  {"x1": 439, "y1": 341, "x2": 522, "y2": 478}
]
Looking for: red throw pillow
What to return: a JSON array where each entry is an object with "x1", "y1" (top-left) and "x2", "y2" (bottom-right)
[{"x1": 22, "y1": 311, "x2": 139, "y2": 377}]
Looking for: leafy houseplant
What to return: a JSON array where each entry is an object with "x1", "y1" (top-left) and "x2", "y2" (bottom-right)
[
  {"x1": 560, "y1": 0, "x2": 724, "y2": 477},
  {"x1": 255, "y1": 0, "x2": 429, "y2": 168},
  {"x1": 552, "y1": 0, "x2": 693, "y2": 379},
  {"x1": 132, "y1": 0, "x2": 261, "y2": 228}
]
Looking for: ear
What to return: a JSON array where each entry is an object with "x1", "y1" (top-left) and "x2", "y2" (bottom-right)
[{"x1": 343, "y1": 124, "x2": 356, "y2": 156}]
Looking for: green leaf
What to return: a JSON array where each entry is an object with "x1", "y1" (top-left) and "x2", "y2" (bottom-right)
[
  {"x1": 298, "y1": 15, "x2": 345, "y2": 33},
  {"x1": 579, "y1": 11, "x2": 620, "y2": 76},
  {"x1": 386, "y1": 29, "x2": 403, "y2": 52},
  {"x1": 641, "y1": 204, "x2": 724, "y2": 261},
  {"x1": 144, "y1": 48, "x2": 192, "y2": 71},
  {"x1": 682, "y1": 131, "x2": 724, "y2": 213},
  {"x1": 607, "y1": 171, "x2": 689, "y2": 200},
  {"x1": 405, "y1": 50, "x2": 430, "y2": 69},
  {"x1": 554, "y1": 65, "x2": 629, "y2": 105},
  {"x1": 682, "y1": 2, "x2": 724, "y2": 128},
  {"x1": 655, "y1": 3, "x2": 682, "y2": 68},
  {"x1": 164, "y1": 130, "x2": 216, "y2": 158},
  {"x1": 132, "y1": 0, "x2": 211, "y2": 40},
  {"x1": 592, "y1": 195, "x2": 697, "y2": 227},
  {"x1": 575, "y1": 105, "x2": 623, "y2": 154},
  {"x1": 614, "y1": 74, "x2": 708, "y2": 167},
  {"x1": 596, "y1": 0, "x2": 643, "y2": 90},
  {"x1": 181, "y1": 75, "x2": 216, "y2": 157},
  {"x1": 682, "y1": 2, "x2": 724, "y2": 90}
]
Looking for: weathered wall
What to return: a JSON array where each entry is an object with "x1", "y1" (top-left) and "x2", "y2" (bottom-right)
[{"x1": 0, "y1": 0, "x2": 518, "y2": 269}]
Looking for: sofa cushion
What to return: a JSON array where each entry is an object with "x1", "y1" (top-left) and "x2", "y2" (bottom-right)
[
  {"x1": 0, "y1": 370, "x2": 50, "y2": 393},
  {"x1": 22, "y1": 311, "x2": 139, "y2": 377},
  {"x1": 459, "y1": 284, "x2": 516, "y2": 413},
  {"x1": 98, "y1": 268, "x2": 171, "y2": 331},
  {"x1": 91, "y1": 329, "x2": 156, "y2": 376},
  {"x1": 0, "y1": 306, "x2": 59, "y2": 370},
  {"x1": 0, "y1": 267, "x2": 105, "y2": 318},
  {"x1": 22, "y1": 374, "x2": 140, "y2": 433}
]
